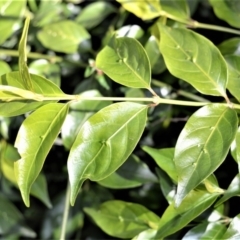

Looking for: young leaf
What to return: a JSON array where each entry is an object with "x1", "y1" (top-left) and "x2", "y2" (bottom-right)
[
  {"x1": 215, "y1": 174, "x2": 240, "y2": 207},
  {"x1": 0, "y1": 71, "x2": 64, "y2": 117},
  {"x1": 174, "y1": 104, "x2": 238, "y2": 207},
  {"x1": 67, "y1": 102, "x2": 148, "y2": 205},
  {"x1": 84, "y1": 200, "x2": 160, "y2": 239},
  {"x1": 209, "y1": 0, "x2": 240, "y2": 28},
  {"x1": 155, "y1": 188, "x2": 219, "y2": 239},
  {"x1": 37, "y1": 20, "x2": 90, "y2": 53},
  {"x1": 97, "y1": 154, "x2": 157, "y2": 189},
  {"x1": 159, "y1": 24, "x2": 228, "y2": 99},
  {"x1": 116, "y1": 0, "x2": 161, "y2": 20},
  {"x1": 96, "y1": 36, "x2": 151, "y2": 89},
  {"x1": 18, "y1": 17, "x2": 33, "y2": 91},
  {"x1": 222, "y1": 214, "x2": 240, "y2": 239},
  {"x1": 14, "y1": 103, "x2": 69, "y2": 207}
]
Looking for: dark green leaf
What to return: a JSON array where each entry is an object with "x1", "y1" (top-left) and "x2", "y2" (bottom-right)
[
  {"x1": 174, "y1": 104, "x2": 238, "y2": 206},
  {"x1": 96, "y1": 36, "x2": 151, "y2": 89},
  {"x1": 76, "y1": 1, "x2": 116, "y2": 29},
  {"x1": 84, "y1": 200, "x2": 160, "y2": 239},
  {"x1": 0, "y1": 71, "x2": 64, "y2": 117},
  {"x1": 68, "y1": 102, "x2": 148, "y2": 205},
  {"x1": 116, "y1": 0, "x2": 161, "y2": 20},
  {"x1": 14, "y1": 103, "x2": 69, "y2": 207},
  {"x1": 218, "y1": 38, "x2": 240, "y2": 56},
  {"x1": 142, "y1": 146, "x2": 177, "y2": 182},
  {"x1": 155, "y1": 188, "x2": 219, "y2": 238},
  {"x1": 222, "y1": 214, "x2": 240, "y2": 239},
  {"x1": 37, "y1": 20, "x2": 90, "y2": 53},
  {"x1": 159, "y1": 24, "x2": 228, "y2": 98},
  {"x1": 61, "y1": 90, "x2": 111, "y2": 150},
  {"x1": 98, "y1": 154, "x2": 157, "y2": 189},
  {"x1": 209, "y1": 0, "x2": 240, "y2": 28}
]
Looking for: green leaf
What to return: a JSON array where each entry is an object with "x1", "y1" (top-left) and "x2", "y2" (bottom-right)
[
  {"x1": 215, "y1": 174, "x2": 240, "y2": 207},
  {"x1": 142, "y1": 147, "x2": 177, "y2": 182},
  {"x1": 37, "y1": 20, "x2": 90, "y2": 53},
  {"x1": 0, "y1": 71, "x2": 64, "y2": 117},
  {"x1": 29, "y1": 59, "x2": 61, "y2": 87},
  {"x1": 68, "y1": 102, "x2": 148, "y2": 205},
  {"x1": 84, "y1": 200, "x2": 160, "y2": 239},
  {"x1": 222, "y1": 214, "x2": 240, "y2": 239},
  {"x1": 209, "y1": 0, "x2": 240, "y2": 28},
  {"x1": 0, "y1": 0, "x2": 26, "y2": 45},
  {"x1": 234, "y1": 127, "x2": 240, "y2": 170},
  {"x1": 218, "y1": 38, "x2": 240, "y2": 56},
  {"x1": 159, "y1": 24, "x2": 228, "y2": 98},
  {"x1": 76, "y1": 1, "x2": 116, "y2": 29},
  {"x1": 61, "y1": 90, "x2": 111, "y2": 150},
  {"x1": 0, "y1": 194, "x2": 23, "y2": 234},
  {"x1": 96, "y1": 36, "x2": 151, "y2": 89},
  {"x1": 116, "y1": 0, "x2": 161, "y2": 20},
  {"x1": 116, "y1": 25, "x2": 144, "y2": 39},
  {"x1": 14, "y1": 103, "x2": 69, "y2": 207},
  {"x1": 225, "y1": 55, "x2": 240, "y2": 102},
  {"x1": 98, "y1": 154, "x2": 157, "y2": 189},
  {"x1": 174, "y1": 104, "x2": 238, "y2": 207},
  {"x1": 161, "y1": 0, "x2": 190, "y2": 21},
  {"x1": 155, "y1": 188, "x2": 219, "y2": 239},
  {"x1": 18, "y1": 17, "x2": 33, "y2": 91},
  {"x1": 0, "y1": 61, "x2": 11, "y2": 76},
  {"x1": 133, "y1": 229, "x2": 158, "y2": 240}
]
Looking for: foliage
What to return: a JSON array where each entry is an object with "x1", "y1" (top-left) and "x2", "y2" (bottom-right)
[{"x1": 1, "y1": 0, "x2": 240, "y2": 239}]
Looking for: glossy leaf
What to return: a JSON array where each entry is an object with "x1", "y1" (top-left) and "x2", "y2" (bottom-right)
[
  {"x1": 84, "y1": 200, "x2": 160, "y2": 239},
  {"x1": 225, "y1": 55, "x2": 240, "y2": 102},
  {"x1": 98, "y1": 154, "x2": 157, "y2": 189},
  {"x1": 218, "y1": 38, "x2": 240, "y2": 56},
  {"x1": 155, "y1": 188, "x2": 219, "y2": 238},
  {"x1": 37, "y1": 20, "x2": 90, "y2": 53},
  {"x1": 133, "y1": 229, "x2": 158, "y2": 240},
  {"x1": 61, "y1": 90, "x2": 111, "y2": 150},
  {"x1": 161, "y1": 0, "x2": 190, "y2": 21},
  {"x1": 96, "y1": 36, "x2": 151, "y2": 89},
  {"x1": 142, "y1": 146, "x2": 177, "y2": 182},
  {"x1": 68, "y1": 102, "x2": 148, "y2": 205},
  {"x1": 215, "y1": 174, "x2": 240, "y2": 207},
  {"x1": 14, "y1": 103, "x2": 69, "y2": 207},
  {"x1": 0, "y1": 143, "x2": 52, "y2": 208},
  {"x1": 0, "y1": 0, "x2": 26, "y2": 45},
  {"x1": 159, "y1": 24, "x2": 228, "y2": 98},
  {"x1": 0, "y1": 71, "x2": 64, "y2": 117},
  {"x1": 116, "y1": 0, "x2": 161, "y2": 20},
  {"x1": 18, "y1": 17, "x2": 33, "y2": 91},
  {"x1": 0, "y1": 61, "x2": 11, "y2": 76},
  {"x1": 222, "y1": 214, "x2": 240, "y2": 239},
  {"x1": 209, "y1": 0, "x2": 240, "y2": 28},
  {"x1": 116, "y1": 25, "x2": 144, "y2": 39},
  {"x1": 76, "y1": 1, "x2": 116, "y2": 29},
  {"x1": 174, "y1": 104, "x2": 238, "y2": 207}
]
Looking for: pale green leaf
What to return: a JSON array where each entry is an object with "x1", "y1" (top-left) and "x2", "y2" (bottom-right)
[
  {"x1": 37, "y1": 20, "x2": 90, "y2": 53},
  {"x1": 174, "y1": 104, "x2": 238, "y2": 207},
  {"x1": 132, "y1": 229, "x2": 158, "y2": 240},
  {"x1": 96, "y1": 36, "x2": 151, "y2": 89},
  {"x1": 76, "y1": 1, "x2": 116, "y2": 29},
  {"x1": 18, "y1": 17, "x2": 33, "y2": 91},
  {"x1": 98, "y1": 154, "x2": 157, "y2": 189},
  {"x1": 84, "y1": 200, "x2": 160, "y2": 239},
  {"x1": 155, "y1": 188, "x2": 219, "y2": 238},
  {"x1": 161, "y1": 0, "x2": 190, "y2": 21},
  {"x1": 218, "y1": 38, "x2": 240, "y2": 56},
  {"x1": 14, "y1": 103, "x2": 69, "y2": 207},
  {"x1": 0, "y1": 71, "x2": 64, "y2": 117},
  {"x1": 61, "y1": 90, "x2": 111, "y2": 150},
  {"x1": 116, "y1": 25, "x2": 144, "y2": 39},
  {"x1": 209, "y1": 0, "x2": 240, "y2": 28},
  {"x1": 68, "y1": 102, "x2": 148, "y2": 205},
  {"x1": 116, "y1": 0, "x2": 161, "y2": 20},
  {"x1": 142, "y1": 146, "x2": 177, "y2": 182},
  {"x1": 222, "y1": 214, "x2": 240, "y2": 239},
  {"x1": 159, "y1": 24, "x2": 228, "y2": 98},
  {"x1": 215, "y1": 174, "x2": 240, "y2": 207},
  {"x1": 0, "y1": 61, "x2": 11, "y2": 76}
]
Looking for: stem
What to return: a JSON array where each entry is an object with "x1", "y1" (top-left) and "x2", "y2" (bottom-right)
[
  {"x1": 60, "y1": 182, "x2": 71, "y2": 240},
  {"x1": 157, "y1": 97, "x2": 210, "y2": 107}
]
